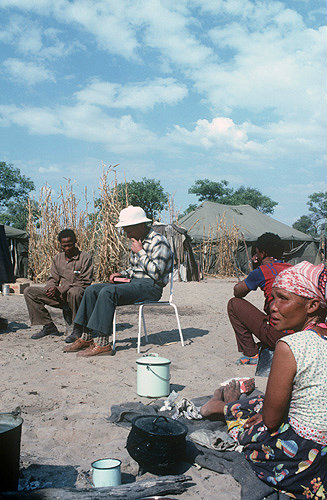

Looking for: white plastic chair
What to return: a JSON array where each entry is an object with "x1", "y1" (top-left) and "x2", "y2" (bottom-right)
[{"x1": 112, "y1": 268, "x2": 184, "y2": 353}]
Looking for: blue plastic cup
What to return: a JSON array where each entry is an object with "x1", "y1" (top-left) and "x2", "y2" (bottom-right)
[{"x1": 91, "y1": 458, "x2": 121, "y2": 487}]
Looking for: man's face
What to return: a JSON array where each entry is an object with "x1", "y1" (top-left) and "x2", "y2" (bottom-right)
[
  {"x1": 60, "y1": 237, "x2": 76, "y2": 258},
  {"x1": 123, "y1": 223, "x2": 146, "y2": 240},
  {"x1": 254, "y1": 247, "x2": 266, "y2": 265}
]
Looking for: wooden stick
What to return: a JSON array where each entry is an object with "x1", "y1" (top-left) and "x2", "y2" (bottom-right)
[
  {"x1": 241, "y1": 232, "x2": 253, "y2": 273},
  {"x1": 1, "y1": 475, "x2": 192, "y2": 500}
]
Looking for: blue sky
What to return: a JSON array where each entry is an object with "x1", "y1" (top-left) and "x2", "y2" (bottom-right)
[{"x1": 0, "y1": 0, "x2": 326, "y2": 225}]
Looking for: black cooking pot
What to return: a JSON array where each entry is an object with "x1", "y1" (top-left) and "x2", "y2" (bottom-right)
[{"x1": 126, "y1": 415, "x2": 188, "y2": 474}]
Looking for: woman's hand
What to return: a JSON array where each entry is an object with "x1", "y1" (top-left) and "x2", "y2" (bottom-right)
[{"x1": 244, "y1": 413, "x2": 263, "y2": 429}]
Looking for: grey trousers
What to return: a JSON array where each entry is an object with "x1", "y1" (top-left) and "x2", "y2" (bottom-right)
[
  {"x1": 24, "y1": 286, "x2": 85, "y2": 326},
  {"x1": 74, "y1": 278, "x2": 162, "y2": 338}
]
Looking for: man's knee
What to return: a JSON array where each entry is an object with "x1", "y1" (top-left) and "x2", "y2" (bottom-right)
[
  {"x1": 24, "y1": 286, "x2": 44, "y2": 300},
  {"x1": 67, "y1": 287, "x2": 85, "y2": 299},
  {"x1": 98, "y1": 284, "x2": 115, "y2": 299},
  {"x1": 227, "y1": 297, "x2": 247, "y2": 316},
  {"x1": 227, "y1": 297, "x2": 237, "y2": 316}
]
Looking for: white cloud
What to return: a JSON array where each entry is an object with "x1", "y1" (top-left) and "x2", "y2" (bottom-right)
[
  {"x1": 0, "y1": 15, "x2": 81, "y2": 59},
  {"x1": 38, "y1": 165, "x2": 60, "y2": 173},
  {"x1": 3, "y1": 58, "x2": 55, "y2": 85},
  {"x1": 0, "y1": 103, "x2": 159, "y2": 154},
  {"x1": 75, "y1": 78, "x2": 188, "y2": 110},
  {"x1": 167, "y1": 117, "x2": 250, "y2": 150}
]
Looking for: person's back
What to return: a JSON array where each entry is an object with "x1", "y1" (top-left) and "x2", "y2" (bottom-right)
[
  {"x1": 246, "y1": 260, "x2": 292, "y2": 314},
  {"x1": 228, "y1": 232, "x2": 293, "y2": 364}
]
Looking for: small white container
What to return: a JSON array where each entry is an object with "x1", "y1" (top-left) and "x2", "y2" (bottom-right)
[
  {"x1": 91, "y1": 458, "x2": 121, "y2": 488},
  {"x1": 2, "y1": 285, "x2": 10, "y2": 296},
  {"x1": 136, "y1": 353, "x2": 171, "y2": 398}
]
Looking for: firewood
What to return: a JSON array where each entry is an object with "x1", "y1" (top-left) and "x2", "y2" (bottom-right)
[{"x1": 0, "y1": 474, "x2": 192, "y2": 500}]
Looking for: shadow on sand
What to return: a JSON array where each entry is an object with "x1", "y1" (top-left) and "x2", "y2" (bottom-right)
[{"x1": 114, "y1": 327, "x2": 208, "y2": 352}]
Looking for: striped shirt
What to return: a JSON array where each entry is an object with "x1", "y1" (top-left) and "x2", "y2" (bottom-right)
[{"x1": 122, "y1": 229, "x2": 173, "y2": 287}]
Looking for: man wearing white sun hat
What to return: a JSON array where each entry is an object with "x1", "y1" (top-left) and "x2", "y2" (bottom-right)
[{"x1": 64, "y1": 206, "x2": 173, "y2": 357}]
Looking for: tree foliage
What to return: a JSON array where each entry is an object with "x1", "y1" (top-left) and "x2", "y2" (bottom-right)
[
  {"x1": 116, "y1": 177, "x2": 168, "y2": 220},
  {"x1": 292, "y1": 215, "x2": 317, "y2": 237},
  {"x1": 188, "y1": 179, "x2": 232, "y2": 202},
  {"x1": 179, "y1": 203, "x2": 198, "y2": 219},
  {"x1": 307, "y1": 192, "x2": 327, "y2": 227},
  {"x1": 0, "y1": 162, "x2": 36, "y2": 229},
  {"x1": 188, "y1": 178, "x2": 277, "y2": 214},
  {"x1": 292, "y1": 191, "x2": 327, "y2": 236}
]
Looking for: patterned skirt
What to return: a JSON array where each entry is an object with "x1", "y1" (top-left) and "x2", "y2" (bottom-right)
[{"x1": 225, "y1": 396, "x2": 327, "y2": 499}]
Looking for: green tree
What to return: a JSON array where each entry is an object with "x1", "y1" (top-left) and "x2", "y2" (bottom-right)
[
  {"x1": 292, "y1": 191, "x2": 327, "y2": 236},
  {"x1": 188, "y1": 179, "x2": 277, "y2": 214},
  {"x1": 188, "y1": 179, "x2": 232, "y2": 202},
  {"x1": 0, "y1": 162, "x2": 35, "y2": 229},
  {"x1": 227, "y1": 186, "x2": 277, "y2": 214},
  {"x1": 292, "y1": 215, "x2": 317, "y2": 237},
  {"x1": 117, "y1": 177, "x2": 168, "y2": 219},
  {"x1": 307, "y1": 191, "x2": 327, "y2": 229},
  {"x1": 179, "y1": 203, "x2": 198, "y2": 219}
]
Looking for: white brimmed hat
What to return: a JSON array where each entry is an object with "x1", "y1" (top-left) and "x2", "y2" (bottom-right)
[{"x1": 115, "y1": 206, "x2": 152, "y2": 228}]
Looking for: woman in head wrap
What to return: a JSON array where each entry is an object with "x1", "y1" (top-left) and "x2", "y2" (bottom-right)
[{"x1": 201, "y1": 261, "x2": 327, "y2": 499}]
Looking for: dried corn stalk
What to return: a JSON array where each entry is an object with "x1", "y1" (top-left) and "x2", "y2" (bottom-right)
[
  {"x1": 27, "y1": 166, "x2": 128, "y2": 283},
  {"x1": 197, "y1": 213, "x2": 241, "y2": 277}
]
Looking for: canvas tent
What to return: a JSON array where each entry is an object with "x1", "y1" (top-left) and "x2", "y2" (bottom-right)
[
  {"x1": 153, "y1": 222, "x2": 199, "y2": 281},
  {"x1": 179, "y1": 201, "x2": 318, "y2": 275},
  {"x1": 3, "y1": 225, "x2": 29, "y2": 278}
]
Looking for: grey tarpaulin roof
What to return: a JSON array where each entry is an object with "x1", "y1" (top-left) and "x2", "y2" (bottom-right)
[
  {"x1": 4, "y1": 225, "x2": 28, "y2": 240},
  {"x1": 179, "y1": 201, "x2": 313, "y2": 243}
]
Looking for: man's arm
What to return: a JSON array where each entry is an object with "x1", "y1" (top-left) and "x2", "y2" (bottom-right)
[
  {"x1": 233, "y1": 280, "x2": 250, "y2": 298},
  {"x1": 44, "y1": 258, "x2": 61, "y2": 297},
  {"x1": 132, "y1": 236, "x2": 172, "y2": 282},
  {"x1": 45, "y1": 259, "x2": 60, "y2": 290}
]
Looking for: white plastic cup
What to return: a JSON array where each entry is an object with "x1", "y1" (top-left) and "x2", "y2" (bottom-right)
[
  {"x1": 91, "y1": 458, "x2": 121, "y2": 488},
  {"x1": 2, "y1": 285, "x2": 10, "y2": 296}
]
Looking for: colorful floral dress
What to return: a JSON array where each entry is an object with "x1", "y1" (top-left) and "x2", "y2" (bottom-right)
[{"x1": 225, "y1": 331, "x2": 327, "y2": 499}]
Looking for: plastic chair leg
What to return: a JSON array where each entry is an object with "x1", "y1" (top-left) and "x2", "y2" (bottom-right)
[{"x1": 171, "y1": 303, "x2": 184, "y2": 347}]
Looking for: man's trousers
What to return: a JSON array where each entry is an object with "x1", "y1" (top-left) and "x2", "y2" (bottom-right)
[
  {"x1": 24, "y1": 286, "x2": 85, "y2": 325},
  {"x1": 227, "y1": 297, "x2": 291, "y2": 357},
  {"x1": 74, "y1": 278, "x2": 162, "y2": 341}
]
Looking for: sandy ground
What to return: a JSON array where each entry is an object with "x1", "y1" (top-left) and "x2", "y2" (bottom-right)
[{"x1": 0, "y1": 278, "x2": 268, "y2": 499}]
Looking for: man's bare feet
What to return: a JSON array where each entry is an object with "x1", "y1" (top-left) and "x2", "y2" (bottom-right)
[
  {"x1": 242, "y1": 377, "x2": 255, "y2": 395},
  {"x1": 200, "y1": 386, "x2": 225, "y2": 418},
  {"x1": 224, "y1": 380, "x2": 241, "y2": 403}
]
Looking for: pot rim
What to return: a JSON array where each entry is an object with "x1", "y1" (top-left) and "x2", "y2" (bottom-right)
[{"x1": 131, "y1": 415, "x2": 188, "y2": 438}]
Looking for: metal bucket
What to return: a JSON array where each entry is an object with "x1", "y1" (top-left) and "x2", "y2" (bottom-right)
[
  {"x1": 136, "y1": 353, "x2": 171, "y2": 398},
  {"x1": 0, "y1": 413, "x2": 24, "y2": 491}
]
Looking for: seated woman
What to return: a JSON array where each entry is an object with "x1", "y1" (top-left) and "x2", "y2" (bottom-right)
[{"x1": 201, "y1": 261, "x2": 327, "y2": 499}]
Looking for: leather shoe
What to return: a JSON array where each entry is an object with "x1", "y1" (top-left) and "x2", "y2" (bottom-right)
[
  {"x1": 31, "y1": 322, "x2": 59, "y2": 339},
  {"x1": 65, "y1": 333, "x2": 80, "y2": 343},
  {"x1": 77, "y1": 344, "x2": 115, "y2": 357},
  {"x1": 63, "y1": 338, "x2": 94, "y2": 352},
  {"x1": 65, "y1": 323, "x2": 84, "y2": 343}
]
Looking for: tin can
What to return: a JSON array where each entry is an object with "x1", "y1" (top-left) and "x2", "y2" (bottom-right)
[{"x1": 2, "y1": 284, "x2": 10, "y2": 296}]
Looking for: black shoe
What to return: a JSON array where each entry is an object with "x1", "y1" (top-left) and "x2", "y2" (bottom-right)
[
  {"x1": 0, "y1": 317, "x2": 8, "y2": 333},
  {"x1": 31, "y1": 323, "x2": 59, "y2": 339},
  {"x1": 65, "y1": 324, "x2": 83, "y2": 343}
]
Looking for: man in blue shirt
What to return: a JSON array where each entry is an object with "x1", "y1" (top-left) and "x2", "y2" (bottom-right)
[{"x1": 228, "y1": 232, "x2": 292, "y2": 365}]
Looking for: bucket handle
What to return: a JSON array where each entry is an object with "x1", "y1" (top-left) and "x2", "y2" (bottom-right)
[{"x1": 146, "y1": 365, "x2": 171, "y2": 381}]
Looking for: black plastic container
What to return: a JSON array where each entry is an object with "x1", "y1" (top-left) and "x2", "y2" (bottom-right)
[
  {"x1": 126, "y1": 415, "x2": 187, "y2": 474},
  {"x1": 0, "y1": 413, "x2": 23, "y2": 491}
]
